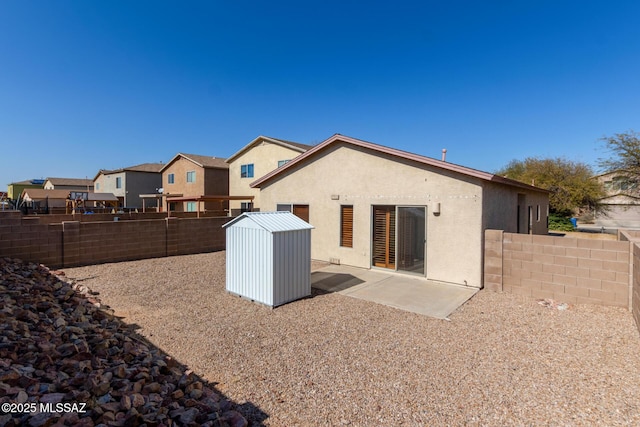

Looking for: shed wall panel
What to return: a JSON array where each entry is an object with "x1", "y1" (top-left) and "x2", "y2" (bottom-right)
[
  {"x1": 273, "y1": 230, "x2": 311, "y2": 305},
  {"x1": 226, "y1": 226, "x2": 274, "y2": 305}
]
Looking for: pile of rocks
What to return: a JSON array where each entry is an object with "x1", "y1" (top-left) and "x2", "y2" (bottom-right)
[{"x1": 0, "y1": 257, "x2": 247, "y2": 427}]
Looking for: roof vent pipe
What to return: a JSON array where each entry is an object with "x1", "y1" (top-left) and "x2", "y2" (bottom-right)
[{"x1": 441, "y1": 149, "x2": 447, "y2": 162}]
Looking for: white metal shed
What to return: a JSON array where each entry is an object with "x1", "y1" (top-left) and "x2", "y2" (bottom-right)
[{"x1": 223, "y1": 211, "x2": 314, "y2": 307}]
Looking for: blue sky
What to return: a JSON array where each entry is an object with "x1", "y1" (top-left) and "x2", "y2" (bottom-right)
[{"x1": 2, "y1": 1, "x2": 640, "y2": 189}]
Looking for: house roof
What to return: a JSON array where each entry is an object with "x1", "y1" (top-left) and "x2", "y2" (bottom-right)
[
  {"x1": 21, "y1": 189, "x2": 70, "y2": 200},
  {"x1": 223, "y1": 211, "x2": 314, "y2": 232},
  {"x1": 160, "y1": 153, "x2": 229, "y2": 172},
  {"x1": 86, "y1": 192, "x2": 119, "y2": 202},
  {"x1": 94, "y1": 163, "x2": 164, "y2": 180},
  {"x1": 21, "y1": 188, "x2": 119, "y2": 202},
  {"x1": 250, "y1": 134, "x2": 549, "y2": 193},
  {"x1": 46, "y1": 177, "x2": 94, "y2": 187},
  {"x1": 226, "y1": 135, "x2": 314, "y2": 163},
  {"x1": 9, "y1": 179, "x2": 43, "y2": 186}
]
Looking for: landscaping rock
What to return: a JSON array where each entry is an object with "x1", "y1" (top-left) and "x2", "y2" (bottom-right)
[{"x1": 0, "y1": 257, "x2": 247, "y2": 426}]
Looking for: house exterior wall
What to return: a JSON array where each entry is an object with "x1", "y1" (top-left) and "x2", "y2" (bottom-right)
[
  {"x1": 482, "y1": 182, "x2": 549, "y2": 235},
  {"x1": 203, "y1": 167, "x2": 229, "y2": 197},
  {"x1": 124, "y1": 171, "x2": 162, "y2": 208},
  {"x1": 594, "y1": 171, "x2": 640, "y2": 228},
  {"x1": 229, "y1": 142, "x2": 305, "y2": 212},
  {"x1": 95, "y1": 172, "x2": 126, "y2": 205},
  {"x1": 259, "y1": 142, "x2": 489, "y2": 287}
]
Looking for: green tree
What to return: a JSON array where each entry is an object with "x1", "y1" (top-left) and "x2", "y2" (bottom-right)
[
  {"x1": 496, "y1": 157, "x2": 605, "y2": 216},
  {"x1": 598, "y1": 130, "x2": 640, "y2": 175}
]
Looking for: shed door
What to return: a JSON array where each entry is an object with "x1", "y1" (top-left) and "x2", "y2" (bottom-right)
[{"x1": 372, "y1": 206, "x2": 395, "y2": 269}]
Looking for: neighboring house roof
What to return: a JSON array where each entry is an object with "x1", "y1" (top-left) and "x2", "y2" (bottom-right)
[
  {"x1": 93, "y1": 163, "x2": 164, "y2": 180},
  {"x1": 46, "y1": 178, "x2": 94, "y2": 187},
  {"x1": 226, "y1": 135, "x2": 314, "y2": 163},
  {"x1": 86, "y1": 192, "x2": 119, "y2": 202},
  {"x1": 21, "y1": 189, "x2": 70, "y2": 200},
  {"x1": 251, "y1": 134, "x2": 549, "y2": 193},
  {"x1": 9, "y1": 179, "x2": 44, "y2": 186},
  {"x1": 21, "y1": 189, "x2": 118, "y2": 202},
  {"x1": 160, "y1": 153, "x2": 229, "y2": 172}
]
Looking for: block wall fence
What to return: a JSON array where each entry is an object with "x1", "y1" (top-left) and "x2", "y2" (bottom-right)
[
  {"x1": 485, "y1": 229, "x2": 640, "y2": 334},
  {"x1": 0, "y1": 211, "x2": 228, "y2": 268}
]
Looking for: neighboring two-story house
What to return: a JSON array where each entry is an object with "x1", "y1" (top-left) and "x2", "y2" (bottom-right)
[
  {"x1": 160, "y1": 153, "x2": 229, "y2": 213},
  {"x1": 226, "y1": 135, "x2": 313, "y2": 214},
  {"x1": 593, "y1": 170, "x2": 640, "y2": 228},
  {"x1": 93, "y1": 163, "x2": 163, "y2": 208}
]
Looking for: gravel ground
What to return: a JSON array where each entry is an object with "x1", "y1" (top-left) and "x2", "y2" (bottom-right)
[{"x1": 64, "y1": 252, "x2": 640, "y2": 426}]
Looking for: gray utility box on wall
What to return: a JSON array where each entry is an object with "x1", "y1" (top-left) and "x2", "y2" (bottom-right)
[{"x1": 223, "y1": 211, "x2": 314, "y2": 307}]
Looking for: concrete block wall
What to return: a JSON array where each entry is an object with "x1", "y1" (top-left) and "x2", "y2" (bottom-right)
[
  {"x1": 0, "y1": 211, "x2": 228, "y2": 268},
  {"x1": 633, "y1": 244, "x2": 640, "y2": 330},
  {"x1": 485, "y1": 230, "x2": 631, "y2": 308},
  {"x1": 619, "y1": 230, "x2": 640, "y2": 332},
  {"x1": 175, "y1": 218, "x2": 226, "y2": 255},
  {"x1": 0, "y1": 212, "x2": 63, "y2": 267}
]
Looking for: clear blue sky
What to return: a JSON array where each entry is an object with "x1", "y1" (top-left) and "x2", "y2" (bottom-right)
[{"x1": 2, "y1": 1, "x2": 640, "y2": 189}]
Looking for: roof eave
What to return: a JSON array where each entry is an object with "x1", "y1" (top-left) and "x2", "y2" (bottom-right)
[{"x1": 226, "y1": 135, "x2": 309, "y2": 164}]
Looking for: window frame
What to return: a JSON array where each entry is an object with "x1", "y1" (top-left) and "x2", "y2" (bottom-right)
[
  {"x1": 340, "y1": 205, "x2": 354, "y2": 248},
  {"x1": 168, "y1": 173, "x2": 175, "y2": 184},
  {"x1": 186, "y1": 171, "x2": 196, "y2": 183},
  {"x1": 241, "y1": 164, "x2": 254, "y2": 178},
  {"x1": 115, "y1": 177, "x2": 122, "y2": 189}
]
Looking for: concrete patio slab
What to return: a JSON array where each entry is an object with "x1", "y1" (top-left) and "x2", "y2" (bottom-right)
[{"x1": 311, "y1": 264, "x2": 478, "y2": 319}]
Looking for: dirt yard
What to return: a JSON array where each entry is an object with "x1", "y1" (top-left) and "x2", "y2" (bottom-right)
[{"x1": 64, "y1": 252, "x2": 640, "y2": 426}]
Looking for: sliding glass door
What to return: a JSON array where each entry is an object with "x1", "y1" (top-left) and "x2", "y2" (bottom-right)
[
  {"x1": 372, "y1": 206, "x2": 426, "y2": 275},
  {"x1": 397, "y1": 206, "x2": 426, "y2": 275}
]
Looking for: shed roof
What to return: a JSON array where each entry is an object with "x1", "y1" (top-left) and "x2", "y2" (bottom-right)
[{"x1": 223, "y1": 211, "x2": 314, "y2": 232}]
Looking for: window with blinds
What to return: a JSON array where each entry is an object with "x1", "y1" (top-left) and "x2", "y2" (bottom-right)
[{"x1": 340, "y1": 205, "x2": 353, "y2": 248}]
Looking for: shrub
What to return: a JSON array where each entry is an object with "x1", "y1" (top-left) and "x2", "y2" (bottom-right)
[{"x1": 548, "y1": 214, "x2": 575, "y2": 232}]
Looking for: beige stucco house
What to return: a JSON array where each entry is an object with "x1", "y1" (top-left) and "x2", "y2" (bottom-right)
[
  {"x1": 159, "y1": 153, "x2": 229, "y2": 213},
  {"x1": 226, "y1": 136, "x2": 313, "y2": 214},
  {"x1": 593, "y1": 170, "x2": 640, "y2": 228},
  {"x1": 251, "y1": 134, "x2": 549, "y2": 288}
]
